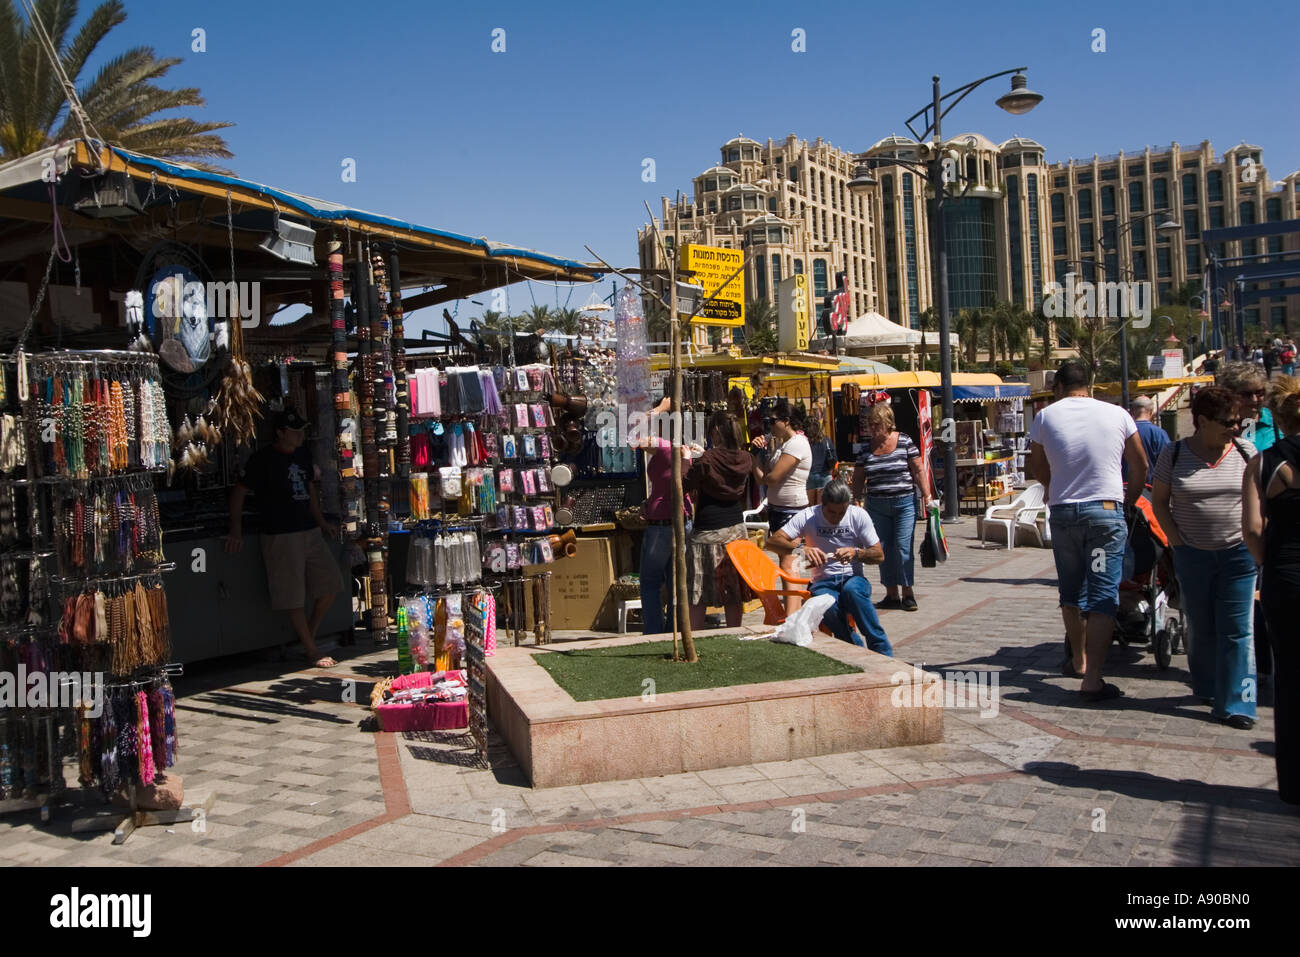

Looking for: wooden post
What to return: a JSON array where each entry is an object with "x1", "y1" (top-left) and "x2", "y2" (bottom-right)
[{"x1": 671, "y1": 202, "x2": 696, "y2": 663}]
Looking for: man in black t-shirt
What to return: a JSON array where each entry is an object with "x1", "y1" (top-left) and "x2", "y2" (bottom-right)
[{"x1": 226, "y1": 408, "x2": 343, "y2": 667}]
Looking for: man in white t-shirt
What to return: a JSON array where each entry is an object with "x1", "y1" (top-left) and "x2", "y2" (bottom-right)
[
  {"x1": 766, "y1": 480, "x2": 891, "y2": 655},
  {"x1": 1028, "y1": 360, "x2": 1148, "y2": 703}
]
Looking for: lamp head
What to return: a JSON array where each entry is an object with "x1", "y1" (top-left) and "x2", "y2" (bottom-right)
[
  {"x1": 1155, "y1": 215, "x2": 1181, "y2": 234},
  {"x1": 996, "y1": 73, "x2": 1043, "y2": 116},
  {"x1": 848, "y1": 164, "x2": 878, "y2": 192}
]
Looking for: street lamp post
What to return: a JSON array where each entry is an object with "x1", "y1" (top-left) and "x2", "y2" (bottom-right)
[
  {"x1": 850, "y1": 69, "x2": 1042, "y2": 521},
  {"x1": 1097, "y1": 210, "x2": 1181, "y2": 409}
]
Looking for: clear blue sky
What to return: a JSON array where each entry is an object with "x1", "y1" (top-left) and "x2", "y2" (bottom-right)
[{"x1": 110, "y1": 0, "x2": 1300, "y2": 333}]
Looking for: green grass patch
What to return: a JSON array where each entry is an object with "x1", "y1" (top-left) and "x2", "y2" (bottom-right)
[{"x1": 532, "y1": 635, "x2": 861, "y2": 702}]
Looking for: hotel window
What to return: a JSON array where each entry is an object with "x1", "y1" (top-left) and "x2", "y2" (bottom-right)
[
  {"x1": 1182, "y1": 174, "x2": 1197, "y2": 205},
  {"x1": 1268, "y1": 236, "x2": 1284, "y2": 256},
  {"x1": 1101, "y1": 186, "x2": 1115, "y2": 216},
  {"x1": 788, "y1": 165, "x2": 798, "y2": 183},
  {"x1": 744, "y1": 195, "x2": 758, "y2": 210},
  {"x1": 1185, "y1": 210, "x2": 1200, "y2": 238},
  {"x1": 1052, "y1": 225, "x2": 1067, "y2": 256},
  {"x1": 1185, "y1": 244, "x2": 1200, "y2": 273},
  {"x1": 708, "y1": 201, "x2": 717, "y2": 213},
  {"x1": 1160, "y1": 283, "x2": 1172, "y2": 306},
  {"x1": 1127, "y1": 162, "x2": 1144, "y2": 177},
  {"x1": 1152, "y1": 160, "x2": 1169, "y2": 173},
  {"x1": 1242, "y1": 239, "x2": 1258, "y2": 256},
  {"x1": 768, "y1": 197, "x2": 777, "y2": 212},
  {"x1": 1267, "y1": 198, "x2": 1283, "y2": 222},
  {"x1": 813, "y1": 259, "x2": 828, "y2": 298},
  {"x1": 1209, "y1": 205, "x2": 1224, "y2": 229},
  {"x1": 1157, "y1": 247, "x2": 1171, "y2": 278},
  {"x1": 727, "y1": 149, "x2": 740, "y2": 162},
  {"x1": 822, "y1": 210, "x2": 828, "y2": 238},
  {"x1": 771, "y1": 255, "x2": 782, "y2": 286},
  {"x1": 704, "y1": 178, "x2": 717, "y2": 192},
  {"x1": 1079, "y1": 222, "x2": 1094, "y2": 252},
  {"x1": 1007, "y1": 175, "x2": 1024, "y2": 304},
  {"x1": 1054, "y1": 175, "x2": 1067, "y2": 188},
  {"x1": 1132, "y1": 221, "x2": 1146, "y2": 246},
  {"x1": 1078, "y1": 172, "x2": 1093, "y2": 185},
  {"x1": 1153, "y1": 178, "x2": 1169, "y2": 210},
  {"x1": 755, "y1": 256, "x2": 766, "y2": 300},
  {"x1": 1101, "y1": 168, "x2": 1117, "y2": 181},
  {"x1": 1273, "y1": 306, "x2": 1287, "y2": 328},
  {"x1": 727, "y1": 197, "x2": 741, "y2": 211},
  {"x1": 1240, "y1": 201, "x2": 1257, "y2": 226},
  {"x1": 1132, "y1": 249, "x2": 1148, "y2": 280},
  {"x1": 794, "y1": 258, "x2": 804, "y2": 275},
  {"x1": 1207, "y1": 170, "x2": 1223, "y2": 202},
  {"x1": 1027, "y1": 173, "x2": 1043, "y2": 307},
  {"x1": 1051, "y1": 193, "x2": 1065, "y2": 223},
  {"x1": 1078, "y1": 189, "x2": 1093, "y2": 220},
  {"x1": 1129, "y1": 181, "x2": 1144, "y2": 213}
]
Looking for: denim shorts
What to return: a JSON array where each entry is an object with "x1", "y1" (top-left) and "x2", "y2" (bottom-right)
[
  {"x1": 768, "y1": 506, "x2": 803, "y2": 533},
  {"x1": 1047, "y1": 501, "x2": 1128, "y2": 617}
]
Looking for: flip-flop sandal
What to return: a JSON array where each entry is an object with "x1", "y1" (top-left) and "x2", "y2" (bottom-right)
[
  {"x1": 314, "y1": 657, "x2": 337, "y2": 668},
  {"x1": 1080, "y1": 682, "x2": 1123, "y2": 703}
]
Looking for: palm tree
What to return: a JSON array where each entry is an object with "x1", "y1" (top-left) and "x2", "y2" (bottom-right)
[
  {"x1": 551, "y1": 307, "x2": 583, "y2": 336},
  {"x1": 742, "y1": 298, "x2": 779, "y2": 355},
  {"x1": 916, "y1": 307, "x2": 936, "y2": 371},
  {"x1": 0, "y1": 1, "x2": 233, "y2": 168},
  {"x1": 521, "y1": 304, "x2": 553, "y2": 332}
]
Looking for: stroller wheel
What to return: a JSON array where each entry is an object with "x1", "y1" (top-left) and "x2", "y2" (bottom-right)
[
  {"x1": 1169, "y1": 616, "x2": 1185, "y2": 655},
  {"x1": 1154, "y1": 629, "x2": 1172, "y2": 670}
]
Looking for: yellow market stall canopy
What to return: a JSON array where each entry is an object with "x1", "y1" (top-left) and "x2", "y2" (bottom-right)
[{"x1": 680, "y1": 243, "x2": 744, "y2": 325}]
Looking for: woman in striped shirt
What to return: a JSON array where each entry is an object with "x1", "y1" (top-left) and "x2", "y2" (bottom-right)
[
  {"x1": 850, "y1": 403, "x2": 931, "y2": 611},
  {"x1": 1151, "y1": 385, "x2": 1257, "y2": 730}
]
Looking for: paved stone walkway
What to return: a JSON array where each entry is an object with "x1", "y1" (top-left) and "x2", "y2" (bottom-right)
[{"x1": 2, "y1": 523, "x2": 1296, "y2": 866}]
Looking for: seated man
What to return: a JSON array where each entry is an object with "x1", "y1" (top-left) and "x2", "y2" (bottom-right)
[{"x1": 766, "y1": 479, "x2": 892, "y2": 655}]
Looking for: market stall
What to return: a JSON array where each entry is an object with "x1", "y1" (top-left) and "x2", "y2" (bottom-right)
[
  {"x1": 0, "y1": 141, "x2": 601, "y2": 685},
  {"x1": 828, "y1": 371, "x2": 1031, "y2": 514}
]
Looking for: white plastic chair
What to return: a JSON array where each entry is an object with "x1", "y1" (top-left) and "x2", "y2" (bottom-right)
[
  {"x1": 981, "y1": 482, "x2": 1046, "y2": 549},
  {"x1": 743, "y1": 497, "x2": 769, "y2": 536}
]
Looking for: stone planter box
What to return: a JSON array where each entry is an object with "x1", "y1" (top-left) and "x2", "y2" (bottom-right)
[{"x1": 485, "y1": 629, "x2": 942, "y2": 789}]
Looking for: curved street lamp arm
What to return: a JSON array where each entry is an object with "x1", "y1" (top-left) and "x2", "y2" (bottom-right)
[
  {"x1": 861, "y1": 155, "x2": 932, "y2": 182},
  {"x1": 904, "y1": 67, "x2": 1030, "y2": 142}
]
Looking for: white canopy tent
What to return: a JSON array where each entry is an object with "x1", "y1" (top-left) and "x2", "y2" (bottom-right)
[{"x1": 811, "y1": 310, "x2": 959, "y2": 370}]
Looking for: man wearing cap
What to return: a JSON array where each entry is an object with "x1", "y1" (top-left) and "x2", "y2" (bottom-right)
[{"x1": 226, "y1": 408, "x2": 343, "y2": 668}]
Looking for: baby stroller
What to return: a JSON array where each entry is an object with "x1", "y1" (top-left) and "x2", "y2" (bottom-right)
[
  {"x1": 1116, "y1": 491, "x2": 1185, "y2": 669},
  {"x1": 1063, "y1": 489, "x2": 1186, "y2": 670}
]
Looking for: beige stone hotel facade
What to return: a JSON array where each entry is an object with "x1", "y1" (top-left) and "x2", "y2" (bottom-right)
[{"x1": 638, "y1": 134, "x2": 1300, "y2": 349}]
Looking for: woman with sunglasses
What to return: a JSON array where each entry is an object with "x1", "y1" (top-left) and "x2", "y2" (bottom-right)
[
  {"x1": 1151, "y1": 386, "x2": 1258, "y2": 729},
  {"x1": 751, "y1": 399, "x2": 812, "y2": 613},
  {"x1": 1220, "y1": 362, "x2": 1277, "y2": 452},
  {"x1": 1220, "y1": 361, "x2": 1278, "y2": 683},
  {"x1": 1243, "y1": 375, "x2": 1300, "y2": 803}
]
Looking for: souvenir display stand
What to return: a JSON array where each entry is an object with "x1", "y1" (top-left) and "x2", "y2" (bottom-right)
[{"x1": 0, "y1": 350, "x2": 210, "y2": 839}]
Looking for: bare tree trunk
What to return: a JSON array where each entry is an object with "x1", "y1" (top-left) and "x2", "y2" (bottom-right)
[{"x1": 671, "y1": 208, "x2": 696, "y2": 664}]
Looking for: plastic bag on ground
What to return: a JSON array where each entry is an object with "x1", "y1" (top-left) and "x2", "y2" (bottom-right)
[{"x1": 770, "y1": 594, "x2": 836, "y2": 647}]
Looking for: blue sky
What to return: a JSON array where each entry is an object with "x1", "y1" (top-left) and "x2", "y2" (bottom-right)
[{"x1": 107, "y1": 0, "x2": 1300, "y2": 333}]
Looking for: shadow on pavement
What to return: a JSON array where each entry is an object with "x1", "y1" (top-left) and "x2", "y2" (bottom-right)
[{"x1": 1024, "y1": 761, "x2": 1300, "y2": 865}]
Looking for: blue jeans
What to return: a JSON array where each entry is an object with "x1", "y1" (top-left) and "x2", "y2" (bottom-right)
[
  {"x1": 866, "y1": 493, "x2": 916, "y2": 589},
  {"x1": 809, "y1": 575, "x2": 892, "y2": 656},
  {"x1": 640, "y1": 524, "x2": 675, "y2": 634},
  {"x1": 1047, "y1": 501, "x2": 1128, "y2": 617},
  {"x1": 1173, "y1": 543, "x2": 1257, "y2": 720}
]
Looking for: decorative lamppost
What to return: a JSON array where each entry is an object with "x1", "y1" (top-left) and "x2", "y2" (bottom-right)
[{"x1": 850, "y1": 70, "x2": 1043, "y2": 521}]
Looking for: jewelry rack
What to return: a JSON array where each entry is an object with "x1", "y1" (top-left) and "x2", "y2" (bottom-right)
[{"x1": 2, "y1": 349, "x2": 185, "y2": 831}]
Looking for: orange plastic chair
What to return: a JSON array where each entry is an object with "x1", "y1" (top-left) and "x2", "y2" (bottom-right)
[{"x1": 725, "y1": 539, "x2": 811, "y2": 625}]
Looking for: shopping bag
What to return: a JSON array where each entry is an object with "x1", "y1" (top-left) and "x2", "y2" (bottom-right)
[{"x1": 925, "y1": 503, "x2": 948, "y2": 564}]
